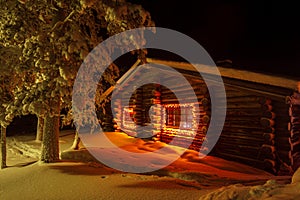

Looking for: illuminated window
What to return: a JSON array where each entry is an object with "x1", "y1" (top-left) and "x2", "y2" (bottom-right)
[
  {"x1": 181, "y1": 107, "x2": 193, "y2": 129},
  {"x1": 122, "y1": 107, "x2": 136, "y2": 130},
  {"x1": 124, "y1": 107, "x2": 134, "y2": 121},
  {"x1": 165, "y1": 105, "x2": 193, "y2": 129}
]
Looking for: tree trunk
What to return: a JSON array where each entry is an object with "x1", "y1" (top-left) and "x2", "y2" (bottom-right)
[
  {"x1": 36, "y1": 116, "x2": 44, "y2": 142},
  {"x1": 41, "y1": 100, "x2": 60, "y2": 163},
  {"x1": 70, "y1": 131, "x2": 81, "y2": 150},
  {"x1": 1, "y1": 126, "x2": 7, "y2": 169}
]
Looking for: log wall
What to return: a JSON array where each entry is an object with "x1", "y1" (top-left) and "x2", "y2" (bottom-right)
[
  {"x1": 158, "y1": 76, "x2": 210, "y2": 151},
  {"x1": 287, "y1": 91, "x2": 300, "y2": 172},
  {"x1": 210, "y1": 85, "x2": 276, "y2": 174},
  {"x1": 112, "y1": 59, "x2": 299, "y2": 175}
]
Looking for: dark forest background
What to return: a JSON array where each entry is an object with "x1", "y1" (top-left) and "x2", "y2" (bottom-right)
[
  {"x1": 129, "y1": 0, "x2": 300, "y2": 77},
  {"x1": 6, "y1": 0, "x2": 300, "y2": 136}
]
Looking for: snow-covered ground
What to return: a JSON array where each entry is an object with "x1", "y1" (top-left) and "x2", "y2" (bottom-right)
[{"x1": 1, "y1": 130, "x2": 299, "y2": 200}]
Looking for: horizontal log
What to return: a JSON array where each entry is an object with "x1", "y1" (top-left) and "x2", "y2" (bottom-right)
[
  {"x1": 219, "y1": 133, "x2": 264, "y2": 143},
  {"x1": 260, "y1": 118, "x2": 275, "y2": 128},
  {"x1": 217, "y1": 138, "x2": 264, "y2": 148},
  {"x1": 224, "y1": 96, "x2": 261, "y2": 104},
  {"x1": 223, "y1": 94, "x2": 263, "y2": 101},
  {"x1": 259, "y1": 97, "x2": 272, "y2": 105},
  {"x1": 262, "y1": 111, "x2": 276, "y2": 119},
  {"x1": 264, "y1": 159, "x2": 277, "y2": 173},
  {"x1": 199, "y1": 126, "x2": 207, "y2": 134},
  {"x1": 195, "y1": 134, "x2": 206, "y2": 140},
  {"x1": 213, "y1": 147, "x2": 262, "y2": 161},
  {"x1": 261, "y1": 144, "x2": 276, "y2": 155},
  {"x1": 215, "y1": 142, "x2": 260, "y2": 160},
  {"x1": 226, "y1": 103, "x2": 264, "y2": 109},
  {"x1": 262, "y1": 104, "x2": 273, "y2": 111},
  {"x1": 132, "y1": 111, "x2": 143, "y2": 116},
  {"x1": 263, "y1": 127, "x2": 275, "y2": 134},
  {"x1": 193, "y1": 110, "x2": 209, "y2": 116},
  {"x1": 221, "y1": 128, "x2": 263, "y2": 136},
  {"x1": 138, "y1": 87, "x2": 157, "y2": 92},
  {"x1": 215, "y1": 141, "x2": 262, "y2": 152},
  {"x1": 160, "y1": 133, "x2": 205, "y2": 140},
  {"x1": 221, "y1": 126, "x2": 264, "y2": 134},
  {"x1": 160, "y1": 83, "x2": 200, "y2": 92},
  {"x1": 201, "y1": 115, "x2": 210, "y2": 124},
  {"x1": 212, "y1": 154, "x2": 277, "y2": 175},
  {"x1": 225, "y1": 150, "x2": 264, "y2": 160},
  {"x1": 141, "y1": 99, "x2": 156, "y2": 104},
  {"x1": 159, "y1": 76, "x2": 205, "y2": 86},
  {"x1": 214, "y1": 151, "x2": 270, "y2": 170},
  {"x1": 176, "y1": 85, "x2": 207, "y2": 95},
  {"x1": 160, "y1": 136, "x2": 201, "y2": 144},
  {"x1": 226, "y1": 107, "x2": 263, "y2": 118},
  {"x1": 263, "y1": 133, "x2": 275, "y2": 141},
  {"x1": 215, "y1": 89, "x2": 249, "y2": 98},
  {"x1": 191, "y1": 138, "x2": 205, "y2": 144},
  {"x1": 199, "y1": 98, "x2": 210, "y2": 107},
  {"x1": 224, "y1": 115, "x2": 262, "y2": 122},
  {"x1": 160, "y1": 98, "x2": 195, "y2": 103},
  {"x1": 264, "y1": 140, "x2": 275, "y2": 146},
  {"x1": 161, "y1": 90, "x2": 209, "y2": 99},
  {"x1": 224, "y1": 120, "x2": 261, "y2": 128},
  {"x1": 226, "y1": 109, "x2": 263, "y2": 117},
  {"x1": 193, "y1": 86, "x2": 209, "y2": 94},
  {"x1": 259, "y1": 151, "x2": 276, "y2": 160},
  {"x1": 263, "y1": 133, "x2": 275, "y2": 145}
]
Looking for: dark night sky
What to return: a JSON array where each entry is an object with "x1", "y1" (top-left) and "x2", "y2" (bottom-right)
[{"x1": 129, "y1": 0, "x2": 300, "y2": 77}]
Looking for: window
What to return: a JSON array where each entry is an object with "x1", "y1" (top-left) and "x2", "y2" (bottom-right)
[
  {"x1": 122, "y1": 107, "x2": 136, "y2": 130},
  {"x1": 181, "y1": 107, "x2": 193, "y2": 129},
  {"x1": 165, "y1": 105, "x2": 193, "y2": 129}
]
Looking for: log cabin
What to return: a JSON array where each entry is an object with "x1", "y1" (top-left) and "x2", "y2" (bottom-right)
[{"x1": 111, "y1": 58, "x2": 299, "y2": 175}]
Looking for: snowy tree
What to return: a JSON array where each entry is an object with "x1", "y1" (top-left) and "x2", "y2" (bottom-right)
[
  {"x1": 0, "y1": 45, "x2": 22, "y2": 168},
  {"x1": 0, "y1": 0, "x2": 154, "y2": 162}
]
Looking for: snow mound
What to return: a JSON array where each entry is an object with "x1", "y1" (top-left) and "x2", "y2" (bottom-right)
[
  {"x1": 60, "y1": 131, "x2": 288, "y2": 187},
  {"x1": 199, "y1": 169, "x2": 300, "y2": 200},
  {"x1": 3, "y1": 130, "x2": 298, "y2": 200}
]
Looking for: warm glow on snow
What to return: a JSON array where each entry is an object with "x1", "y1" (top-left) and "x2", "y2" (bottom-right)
[{"x1": 1, "y1": 130, "x2": 299, "y2": 199}]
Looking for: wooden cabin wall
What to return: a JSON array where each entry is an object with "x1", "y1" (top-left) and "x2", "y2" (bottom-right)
[
  {"x1": 113, "y1": 65, "x2": 297, "y2": 175},
  {"x1": 136, "y1": 84, "x2": 161, "y2": 138},
  {"x1": 287, "y1": 91, "x2": 300, "y2": 173},
  {"x1": 158, "y1": 76, "x2": 210, "y2": 151},
  {"x1": 272, "y1": 98, "x2": 293, "y2": 175},
  {"x1": 114, "y1": 83, "x2": 161, "y2": 138},
  {"x1": 210, "y1": 85, "x2": 279, "y2": 174},
  {"x1": 209, "y1": 83, "x2": 297, "y2": 175}
]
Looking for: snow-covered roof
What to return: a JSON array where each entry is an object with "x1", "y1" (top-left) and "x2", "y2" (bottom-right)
[{"x1": 146, "y1": 58, "x2": 299, "y2": 91}]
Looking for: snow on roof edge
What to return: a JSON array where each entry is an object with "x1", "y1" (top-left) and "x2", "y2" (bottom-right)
[{"x1": 146, "y1": 58, "x2": 299, "y2": 90}]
